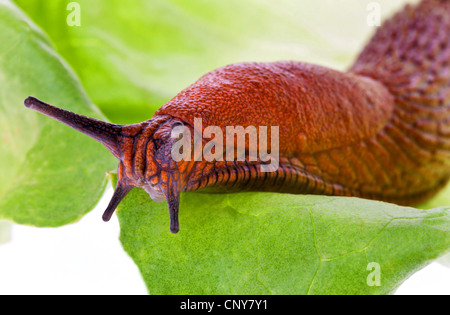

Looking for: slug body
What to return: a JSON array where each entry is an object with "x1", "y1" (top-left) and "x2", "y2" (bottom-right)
[{"x1": 25, "y1": 0, "x2": 450, "y2": 233}]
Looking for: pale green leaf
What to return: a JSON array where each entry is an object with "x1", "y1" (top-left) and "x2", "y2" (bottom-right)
[{"x1": 0, "y1": 1, "x2": 116, "y2": 226}]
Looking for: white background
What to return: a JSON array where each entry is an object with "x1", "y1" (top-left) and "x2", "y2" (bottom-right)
[{"x1": 0, "y1": 185, "x2": 449, "y2": 295}]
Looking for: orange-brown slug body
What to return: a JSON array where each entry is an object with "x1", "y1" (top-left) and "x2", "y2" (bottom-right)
[{"x1": 25, "y1": 0, "x2": 450, "y2": 233}]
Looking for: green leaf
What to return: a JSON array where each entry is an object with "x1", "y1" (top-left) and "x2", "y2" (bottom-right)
[
  {"x1": 0, "y1": 1, "x2": 116, "y2": 226},
  {"x1": 14, "y1": 0, "x2": 409, "y2": 124},
  {"x1": 10, "y1": 0, "x2": 450, "y2": 295},
  {"x1": 117, "y1": 186, "x2": 450, "y2": 295}
]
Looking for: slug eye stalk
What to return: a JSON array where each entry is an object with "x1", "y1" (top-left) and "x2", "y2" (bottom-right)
[
  {"x1": 24, "y1": 97, "x2": 123, "y2": 158},
  {"x1": 24, "y1": 96, "x2": 183, "y2": 233},
  {"x1": 24, "y1": 97, "x2": 132, "y2": 221}
]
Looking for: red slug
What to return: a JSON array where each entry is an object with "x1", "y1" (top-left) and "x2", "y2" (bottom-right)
[{"x1": 25, "y1": 0, "x2": 450, "y2": 233}]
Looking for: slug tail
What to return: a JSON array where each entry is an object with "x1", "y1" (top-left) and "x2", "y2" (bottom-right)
[
  {"x1": 347, "y1": 0, "x2": 450, "y2": 202},
  {"x1": 24, "y1": 97, "x2": 124, "y2": 158},
  {"x1": 350, "y1": 0, "x2": 450, "y2": 90}
]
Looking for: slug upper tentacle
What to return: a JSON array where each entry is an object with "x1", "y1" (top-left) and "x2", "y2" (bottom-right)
[{"x1": 24, "y1": 0, "x2": 450, "y2": 233}]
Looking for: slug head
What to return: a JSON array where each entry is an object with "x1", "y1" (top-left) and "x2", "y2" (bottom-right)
[{"x1": 24, "y1": 97, "x2": 187, "y2": 233}]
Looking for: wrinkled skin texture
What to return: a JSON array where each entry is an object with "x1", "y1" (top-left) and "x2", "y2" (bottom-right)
[{"x1": 25, "y1": 0, "x2": 450, "y2": 233}]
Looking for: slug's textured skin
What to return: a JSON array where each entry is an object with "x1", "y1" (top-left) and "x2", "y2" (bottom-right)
[{"x1": 25, "y1": 0, "x2": 450, "y2": 233}]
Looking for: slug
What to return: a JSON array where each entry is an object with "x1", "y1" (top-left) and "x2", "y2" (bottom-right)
[{"x1": 24, "y1": 0, "x2": 450, "y2": 233}]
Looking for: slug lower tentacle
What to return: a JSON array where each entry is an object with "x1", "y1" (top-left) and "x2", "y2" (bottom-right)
[{"x1": 24, "y1": 0, "x2": 450, "y2": 233}]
